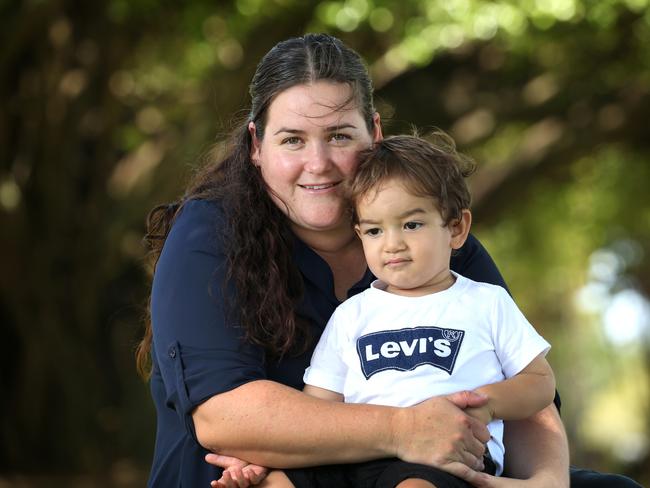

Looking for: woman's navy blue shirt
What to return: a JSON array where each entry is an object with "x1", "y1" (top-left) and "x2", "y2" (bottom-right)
[{"x1": 147, "y1": 198, "x2": 534, "y2": 487}]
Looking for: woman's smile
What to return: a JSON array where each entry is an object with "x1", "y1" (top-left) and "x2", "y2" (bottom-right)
[{"x1": 298, "y1": 181, "x2": 341, "y2": 192}]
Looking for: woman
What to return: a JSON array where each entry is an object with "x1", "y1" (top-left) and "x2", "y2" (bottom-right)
[{"x1": 137, "y1": 34, "x2": 640, "y2": 488}]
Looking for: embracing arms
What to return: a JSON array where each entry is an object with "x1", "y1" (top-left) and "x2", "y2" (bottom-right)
[
  {"x1": 193, "y1": 379, "x2": 490, "y2": 472},
  {"x1": 194, "y1": 380, "x2": 391, "y2": 467}
]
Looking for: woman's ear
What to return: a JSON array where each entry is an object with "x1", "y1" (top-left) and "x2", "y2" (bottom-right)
[
  {"x1": 372, "y1": 112, "x2": 383, "y2": 143},
  {"x1": 248, "y1": 121, "x2": 261, "y2": 165},
  {"x1": 450, "y1": 209, "x2": 472, "y2": 250}
]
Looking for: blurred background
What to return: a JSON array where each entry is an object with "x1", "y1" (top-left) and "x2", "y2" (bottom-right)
[{"x1": 1, "y1": 0, "x2": 649, "y2": 486}]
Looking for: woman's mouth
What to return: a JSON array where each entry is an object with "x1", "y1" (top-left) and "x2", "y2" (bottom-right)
[{"x1": 299, "y1": 182, "x2": 339, "y2": 190}]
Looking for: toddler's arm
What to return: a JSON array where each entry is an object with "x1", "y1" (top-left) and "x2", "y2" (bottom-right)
[{"x1": 465, "y1": 353, "x2": 555, "y2": 424}]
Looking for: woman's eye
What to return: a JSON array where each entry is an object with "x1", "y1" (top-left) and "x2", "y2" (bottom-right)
[
  {"x1": 404, "y1": 222, "x2": 422, "y2": 230},
  {"x1": 330, "y1": 133, "x2": 351, "y2": 143},
  {"x1": 282, "y1": 136, "x2": 302, "y2": 146}
]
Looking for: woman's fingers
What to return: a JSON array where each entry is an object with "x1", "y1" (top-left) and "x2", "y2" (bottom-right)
[
  {"x1": 205, "y1": 453, "x2": 249, "y2": 469},
  {"x1": 440, "y1": 461, "x2": 485, "y2": 485},
  {"x1": 456, "y1": 469, "x2": 544, "y2": 488},
  {"x1": 205, "y1": 455, "x2": 269, "y2": 487},
  {"x1": 218, "y1": 467, "x2": 253, "y2": 488},
  {"x1": 211, "y1": 469, "x2": 235, "y2": 488},
  {"x1": 242, "y1": 464, "x2": 269, "y2": 484},
  {"x1": 211, "y1": 466, "x2": 260, "y2": 488},
  {"x1": 446, "y1": 390, "x2": 489, "y2": 410}
]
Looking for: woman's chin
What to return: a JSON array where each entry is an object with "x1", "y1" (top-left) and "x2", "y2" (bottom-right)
[{"x1": 290, "y1": 212, "x2": 351, "y2": 234}]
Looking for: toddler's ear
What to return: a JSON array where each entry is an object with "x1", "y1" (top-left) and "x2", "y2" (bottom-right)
[
  {"x1": 354, "y1": 224, "x2": 362, "y2": 238},
  {"x1": 450, "y1": 210, "x2": 472, "y2": 249}
]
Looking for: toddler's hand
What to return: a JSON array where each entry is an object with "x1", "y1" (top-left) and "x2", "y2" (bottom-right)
[
  {"x1": 465, "y1": 405, "x2": 493, "y2": 425},
  {"x1": 205, "y1": 453, "x2": 269, "y2": 488},
  {"x1": 210, "y1": 463, "x2": 269, "y2": 488}
]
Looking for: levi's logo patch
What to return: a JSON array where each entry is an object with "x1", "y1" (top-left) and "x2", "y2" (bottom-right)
[{"x1": 356, "y1": 327, "x2": 464, "y2": 379}]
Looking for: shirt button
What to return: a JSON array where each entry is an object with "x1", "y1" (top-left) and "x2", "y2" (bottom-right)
[{"x1": 169, "y1": 347, "x2": 176, "y2": 359}]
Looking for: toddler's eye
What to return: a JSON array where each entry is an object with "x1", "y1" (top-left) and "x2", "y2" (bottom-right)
[
  {"x1": 404, "y1": 222, "x2": 422, "y2": 230},
  {"x1": 365, "y1": 228, "x2": 382, "y2": 237}
]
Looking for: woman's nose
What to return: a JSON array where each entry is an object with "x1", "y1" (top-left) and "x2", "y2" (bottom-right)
[{"x1": 304, "y1": 142, "x2": 332, "y2": 174}]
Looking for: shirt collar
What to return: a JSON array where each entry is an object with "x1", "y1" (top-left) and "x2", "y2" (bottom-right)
[{"x1": 291, "y1": 233, "x2": 375, "y2": 303}]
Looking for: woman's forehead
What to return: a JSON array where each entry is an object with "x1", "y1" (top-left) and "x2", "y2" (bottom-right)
[{"x1": 266, "y1": 81, "x2": 364, "y2": 130}]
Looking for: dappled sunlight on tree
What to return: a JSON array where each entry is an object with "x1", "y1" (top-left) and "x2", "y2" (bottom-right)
[{"x1": 1, "y1": 0, "x2": 649, "y2": 484}]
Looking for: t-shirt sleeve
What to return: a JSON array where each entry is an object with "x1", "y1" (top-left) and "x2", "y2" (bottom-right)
[
  {"x1": 150, "y1": 199, "x2": 266, "y2": 439},
  {"x1": 490, "y1": 286, "x2": 551, "y2": 378},
  {"x1": 303, "y1": 306, "x2": 349, "y2": 394},
  {"x1": 451, "y1": 234, "x2": 509, "y2": 292}
]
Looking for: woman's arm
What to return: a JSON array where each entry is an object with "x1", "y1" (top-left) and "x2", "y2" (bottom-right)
[
  {"x1": 453, "y1": 404, "x2": 569, "y2": 488},
  {"x1": 194, "y1": 380, "x2": 491, "y2": 473},
  {"x1": 502, "y1": 406, "x2": 570, "y2": 485},
  {"x1": 303, "y1": 384, "x2": 344, "y2": 401}
]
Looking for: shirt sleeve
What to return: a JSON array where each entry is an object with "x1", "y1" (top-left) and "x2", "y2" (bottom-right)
[
  {"x1": 150, "y1": 199, "x2": 266, "y2": 439},
  {"x1": 490, "y1": 286, "x2": 551, "y2": 378},
  {"x1": 303, "y1": 306, "x2": 349, "y2": 394}
]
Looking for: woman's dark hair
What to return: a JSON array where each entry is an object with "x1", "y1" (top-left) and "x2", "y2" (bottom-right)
[
  {"x1": 348, "y1": 133, "x2": 476, "y2": 226},
  {"x1": 136, "y1": 33, "x2": 376, "y2": 378}
]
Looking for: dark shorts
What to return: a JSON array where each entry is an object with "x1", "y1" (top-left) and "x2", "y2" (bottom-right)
[
  {"x1": 347, "y1": 459, "x2": 472, "y2": 488},
  {"x1": 285, "y1": 454, "x2": 497, "y2": 488},
  {"x1": 284, "y1": 461, "x2": 645, "y2": 488},
  {"x1": 284, "y1": 463, "x2": 350, "y2": 488}
]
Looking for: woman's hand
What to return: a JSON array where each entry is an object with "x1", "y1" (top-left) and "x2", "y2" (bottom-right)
[
  {"x1": 205, "y1": 454, "x2": 269, "y2": 488},
  {"x1": 195, "y1": 381, "x2": 493, "y2": 472},
  {"x1": 392, "y1": 390, "x2": 491, "y2": 478},
  {"x1": 459, "y1": 406, "x2": 571, "y2": 488}
]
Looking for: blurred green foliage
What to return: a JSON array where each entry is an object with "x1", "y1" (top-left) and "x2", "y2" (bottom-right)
[{"x1": 1, "y1": 0, "x2": 648, "y2": 485}]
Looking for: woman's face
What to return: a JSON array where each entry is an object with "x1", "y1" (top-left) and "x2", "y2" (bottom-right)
[{"x1": 250, "y1": 81, "x2": 382, "y2": 236}]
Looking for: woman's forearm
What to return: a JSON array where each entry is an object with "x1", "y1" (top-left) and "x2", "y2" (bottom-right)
[
  {"x1": 193, "y1": 380, "x2": 491, "y2": 471},
  {"x1": 194, "y1": 380, "x2": 394, "y2": 467},
  {"x1": 502, "y1": 404, "x2": 570, "y2": 486}
]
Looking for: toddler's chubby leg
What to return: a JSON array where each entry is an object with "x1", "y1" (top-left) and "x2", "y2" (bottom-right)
[{"x1": 396, "y1": 480, "x2": 436, "y2": 488}]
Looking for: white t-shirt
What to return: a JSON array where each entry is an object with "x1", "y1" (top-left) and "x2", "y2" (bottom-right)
[{"x1": 303, "y1": 273, "x2": 551, "y2": 475}]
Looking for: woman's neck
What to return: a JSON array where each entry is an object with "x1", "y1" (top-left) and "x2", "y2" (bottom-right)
[
  {"x1": 291, "y1": 223, "x2": 359, "y2": 255},
  {"x1": 292, "y1": 223, "x2": 367, "y2": 301}
]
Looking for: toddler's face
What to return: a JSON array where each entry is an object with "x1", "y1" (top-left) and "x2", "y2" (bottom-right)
[{"x1": 355, "y1": 178, "x2": 467, "y2": 296}]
